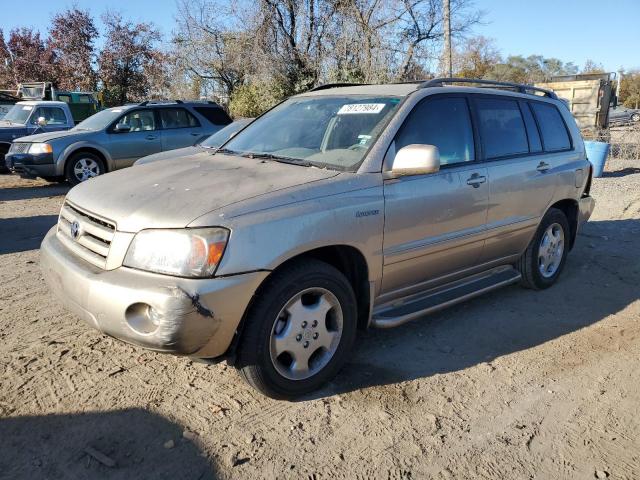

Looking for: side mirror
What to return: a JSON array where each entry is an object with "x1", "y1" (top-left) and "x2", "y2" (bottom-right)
[
  {"x1": 114, "y1": 123, "x2": 131, "y2": 133},
  {"x1": 391, "y1": 144, "x2": 440, "y2": 176},
  {"x1": 37, "y1": 117, "x2": 47, "y2": 127}
]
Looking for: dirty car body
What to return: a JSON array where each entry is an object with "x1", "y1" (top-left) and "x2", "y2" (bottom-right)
[{"x1": 41, "y1": 79, "x2": 596, "y2": 398}]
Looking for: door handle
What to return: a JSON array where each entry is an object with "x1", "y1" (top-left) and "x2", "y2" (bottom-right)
[
  {"x1": 466, "y1": 173, "x2": 487, "y2": 188},
  {"x1": 537, "y1": 161, "x2": 550, "y2": 172},
  {"x1": 190, "y1": 132, "x2": 200, "y2": 136},
  {"x1": 146, "y1": 135, "x2": 157, "y2": 140}
]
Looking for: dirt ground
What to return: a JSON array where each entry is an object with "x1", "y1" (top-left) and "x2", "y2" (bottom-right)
[{"x1": 1, "y1": 157, "x2": 639, "y2": 480}]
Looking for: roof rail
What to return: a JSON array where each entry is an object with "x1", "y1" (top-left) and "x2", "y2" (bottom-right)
[
  {"x1": 420, "y1": 78, "x2": 558, "y2": 99},
  {"x1": 309, "y1": 82, "x2": 368, "y2": 92},
  {"x1": 138, "y1": 99, "x2": 184, "y2": 106}
]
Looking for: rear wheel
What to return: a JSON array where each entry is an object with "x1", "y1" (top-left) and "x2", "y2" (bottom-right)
[
  {"x1": 516, "y1": 208, "x2": 570, "y2": 290},
  {"x1": 237, "y1": 259, "x2": 357, "y2": 399},
  {"x1": 65, "y1": 152, "x2": 105, "y2": 186}
]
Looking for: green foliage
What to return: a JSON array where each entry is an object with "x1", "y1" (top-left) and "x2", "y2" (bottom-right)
[
  {"x1": 228, "y1": 81, "x2": 287, "y2": 118},
  {"x1": 619, "y1": 71, "x2": 640, "y2": 109}
]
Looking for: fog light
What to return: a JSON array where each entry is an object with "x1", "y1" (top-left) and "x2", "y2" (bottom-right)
[{"x1": 125, "y1": 303, "x2": 161, "y2": 335}]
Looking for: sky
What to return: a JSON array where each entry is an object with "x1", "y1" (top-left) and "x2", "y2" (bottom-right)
[{"x1": 0, "y1": 0, "x2": 638, "y2": 72}]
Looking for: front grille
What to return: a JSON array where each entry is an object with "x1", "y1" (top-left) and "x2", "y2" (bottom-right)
[
  {"x1": 9, "y1": 143, "x2": 30, "y2": 154},
  {"x1": 57, "y1": 202, "x2": 116, "y2": 269}
]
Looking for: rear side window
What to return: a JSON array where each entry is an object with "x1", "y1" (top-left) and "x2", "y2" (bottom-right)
[
  {"x1": 58, "y1": 94, "x2": 71, "y2": 104},
  {"x1": 396, "y1": 97, "x2": 475, "y2": 165},
  {"x1": 476, "y1": 98, "x2": 528, "y2": 158},
  {"x1": 160, "y1": 108, "x2": 200, "y2": 129},
  {"x1": 520, "y1": 102, "x2": 542, "y2": 153},
  {"x1": 530, "y1": 103, "x2": 571, "y2": 151},
  {"x1": 78, "y1": 94, "x2": 93, "y2": 103},
  {"x1": 193, "y1": 106, "x2": 232, "y2": 126}
]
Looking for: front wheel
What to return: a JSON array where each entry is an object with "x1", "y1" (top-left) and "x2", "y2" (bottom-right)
[
  {"x1": 631, "y1": 113, "x2": 640, "y2": 122},
  {"x1": 65, "y1": 152, "x2": 105, "y2": 186},
  {"x1": 237, "y1": 259, "x2": 357, "y2": 399},
  {"x1": 516, "y1": 208, "x2": 570, "y2": 290}
]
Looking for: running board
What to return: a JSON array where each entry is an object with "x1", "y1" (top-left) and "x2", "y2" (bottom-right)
[{"x1": 371, "y1": 266, "x2": 521, "y2": 329}]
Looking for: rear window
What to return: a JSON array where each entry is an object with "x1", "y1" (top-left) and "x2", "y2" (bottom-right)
[
  {"x1": 193, "y1": 106, "x2": 232, "y2": 126},
  {"x1": 476, "y1": 98, "x2": 528, "y2": 158},
  {"x1": 530, "y1": 102, "x2": 571, "y2": 151}
]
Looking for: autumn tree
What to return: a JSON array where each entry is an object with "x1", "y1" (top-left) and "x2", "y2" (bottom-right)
[
  {"x1": 48, "y1": 8, "x2": 98, "y2": 91},
  {"x1": 453, "y1": 35, "x2": 500, "y2": 79},
  {"x1": 0, "y1": 28, "x2": 57, "y2": 86},
  {"x1": 581, "y1": 59, "x2": 605, "y2": 74},
  {"x1": 97, "y1": 12, "x2": 162, "y2": 106}
]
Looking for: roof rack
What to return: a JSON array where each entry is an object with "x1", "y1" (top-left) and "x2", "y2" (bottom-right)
[
  {"x1": 138, "y1": 99, "x2": 184, "y2": 106},
  {"x1": 309, "y1": 82, "x2": 368, "y2": 92},
  {"x1": 420, "y1": 78, "x2": 558, "y2": 99}
]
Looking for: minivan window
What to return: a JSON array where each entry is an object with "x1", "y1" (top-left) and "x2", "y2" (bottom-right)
[
  {"x1": 521, "y1": 102, "x2": 543, "y2": 152},
  {"x1": 160, "y1": 108, "x2": 200, "y2": 129},
  {"x1": 530, "y1": 103, "x2": 571, "y2": 151},
  {"x1": 395, "y1": 97, "x2": 474, "y2": 165},
  {"x1": 193, "y1": 106, "x2": 232, "y2": 126},
  {"x1": 118, "y1": 110, "x2": 156, "y2": 132},
  {"x1": 476, "y1": 98, "x2": 528, "y2": 159}
]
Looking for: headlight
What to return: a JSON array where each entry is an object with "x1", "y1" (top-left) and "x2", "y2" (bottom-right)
[
  {"x1": 28, "y1": 143, "x2": 53, "y2": 154},
  {"x1": 123, "y1": 228, "x2": 229, "y2": 277}
]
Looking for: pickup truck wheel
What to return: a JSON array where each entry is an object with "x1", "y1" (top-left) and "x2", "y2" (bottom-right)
[
  {"x1": 237, "y1": 259, "x2": 357, "y2": 399},
  {"x1": 632, "y1": 113, "x2": 640, "y2": 122},
  {"x1": 65, "y1": 153, "x2": 104, "y2": 186},
  {"x1": 516, "y1": 208, "x2": 570, "y2": 290}
]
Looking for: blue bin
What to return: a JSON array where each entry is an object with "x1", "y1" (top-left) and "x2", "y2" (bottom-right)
[{"x1": 584, "y1": 141, "x2": 610, "y2": 178}]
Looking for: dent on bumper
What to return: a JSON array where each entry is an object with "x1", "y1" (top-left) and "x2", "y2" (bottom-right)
[{"x1": 40, "y1": 227, "x2": 268, "y2": 358}]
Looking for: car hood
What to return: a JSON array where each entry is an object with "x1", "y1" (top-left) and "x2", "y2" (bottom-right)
[
  {"x1": 134, "y1": 146, "x2": 201, "y2": 165},
  {"x1": 66, "y1": 152, "x2": 340, "y2": 232},
  {"x1": 0, "y1": 124, "x2": 28, "y2": 141},
  {"x1": 19, "y1": 129, "x2": 85, "y2": 143}
]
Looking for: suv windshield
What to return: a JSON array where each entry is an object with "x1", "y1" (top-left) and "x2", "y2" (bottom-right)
[
  {"x1": 223, "y1": 96, "x2": 402, "y2": 171},
  {"x1": 73, "y1": 107, "x2": 128, "y2": 131},
  {"x1": 3, "y1": 104, "x2": 33, "y2": 124}
]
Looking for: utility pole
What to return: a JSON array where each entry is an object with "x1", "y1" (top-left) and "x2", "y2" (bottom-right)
[{"x1": 443, "y1": 0, "x2": 452, "y2": 77}]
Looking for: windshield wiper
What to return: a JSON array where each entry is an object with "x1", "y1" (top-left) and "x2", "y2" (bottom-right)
[
  {"x1": 215, "y1": 147, "x2": 241, "y2": 155},
  {"x1": 244, "y1": 152, "x2": 315, "y2": 167}
]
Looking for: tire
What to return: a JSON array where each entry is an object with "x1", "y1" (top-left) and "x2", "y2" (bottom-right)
[
  {"x1": 516, "y1": 208, "x2": 570, "y2": 290},
  {"x1": 64, "y1": 152, "x2": 105, "y2": 186},
  {"x1": 237, "y1": 258, "x2": 357, "y2": 399},
  {"x1": 632, "y1": 113, "x2": 640, "y2": 122}
]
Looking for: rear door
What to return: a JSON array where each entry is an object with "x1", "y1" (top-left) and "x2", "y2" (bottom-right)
[
  {"x1": 382, "y1": 95, "x2": 489, "y2": 297},
  {"x1": 475, "y1": 96, "x2": 566, "y2": 262},
  {"x1": 107, "y1": 109, "x2": 162, "y2": 168},
  {"x1": 158, "y1": 107, "x2": 204, "y2": 150}
]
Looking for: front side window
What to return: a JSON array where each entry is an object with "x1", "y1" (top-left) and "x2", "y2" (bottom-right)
[
  {"x1": 395, "y1": 97, "x2": 475, "y2": 165},
  {"x1": 118, "y1": 110, "x2": 156, "y2": 132},
  {"x1": 530, "y1": 103, "x2": 571, "y2": 151},
  {"x1": 160, "y1": 108, "x2": 199, "y2": 129},
  {"x1": 476, "y1": 98, "x2": 529, "y2": 158},
  {"x1": 32, "y1": 107, "x2": 67, "y2": 125},
  {"x1": 223, "y1": 96, "x2": 402, "y2": 171}
]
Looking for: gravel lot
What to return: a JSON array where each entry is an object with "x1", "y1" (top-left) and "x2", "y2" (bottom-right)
[{"x1": 1, "y1": 157, "x2": 639, "y2": 479}]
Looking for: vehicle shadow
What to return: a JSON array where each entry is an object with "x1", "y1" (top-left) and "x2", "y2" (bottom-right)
[
  {"x1": 0, "y1": 183, "x2": 69, "y2": 201},
  {"x1": 0, "y1": 408, "x2": 217, "y2": 479},
  {"x1": 602, "y1": 167, "x2": 640, "y2": 178},
  {"x1": 311, "y1": 218, "x2": 640, "y2": 399},
  {"x1": 0, "y1": 215, "x2": 58, "y2": 254}
]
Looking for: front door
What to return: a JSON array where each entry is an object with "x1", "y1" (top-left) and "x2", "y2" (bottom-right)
[
  {"x1": 108, "y1": 109, "x2": 162, "y2": 168},
  {"x1": 382, "y1": 95, "x2": 489, "y2": 298}
]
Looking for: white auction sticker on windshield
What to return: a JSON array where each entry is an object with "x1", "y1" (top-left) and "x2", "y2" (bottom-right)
[
  {"x1": 22, "y1": 106, "x2": 33, "y2": 110},
  {"x1": 337, "y1": 103, "x2": 385, "y2": 115}
]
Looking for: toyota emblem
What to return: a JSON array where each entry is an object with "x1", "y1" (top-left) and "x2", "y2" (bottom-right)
[{"x1": 70, "y1": 221, "x2": 80, "y2": 240}]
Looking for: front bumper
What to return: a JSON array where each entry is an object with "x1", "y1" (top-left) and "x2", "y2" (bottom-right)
[
  {"x1": 6, "y1": 152, "x2": 56, "y2": 177},
  {"x1": 40, "y1": 227, "x2": 268, "y2": 358}
]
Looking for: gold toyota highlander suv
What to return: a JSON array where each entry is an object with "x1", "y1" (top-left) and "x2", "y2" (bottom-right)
[{"x1": 41, "y1": 78, "x2": 595, "y2": 399}]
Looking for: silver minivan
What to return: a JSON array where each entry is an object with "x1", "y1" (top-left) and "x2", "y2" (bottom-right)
[{"x1": 41, "y1": 78, "x2": 595, "y2": 399}]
